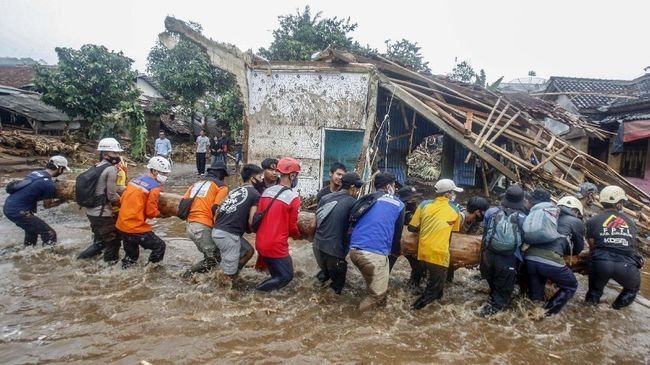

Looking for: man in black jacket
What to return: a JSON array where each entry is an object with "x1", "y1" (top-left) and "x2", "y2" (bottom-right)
[
  {"x1": 524, "y1": 196, "x2": 585, "y2": 315},
  {"x1": 585, "y1": 185, "x2": 642, "y2": 309}
]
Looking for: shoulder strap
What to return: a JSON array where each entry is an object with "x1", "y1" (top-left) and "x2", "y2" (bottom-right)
[
  {"x1": 185, "y1": 180, "x2": 210, "y2": 212},
  {"x1": 262, "y1": 186, "x2": 290, "y2": 215}
]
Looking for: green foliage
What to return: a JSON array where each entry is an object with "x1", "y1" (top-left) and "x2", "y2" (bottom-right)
[
  {"x1": 449, "y1": 60, "x2": 489, "y2": 87},
  {"x1": 258, "y1": 6, "x2": 359, "y2": 61},
  {"x1": 148, "y1": 21, "x2": 243, "y2": 138},
  {"x1": 33, "y1": 44, "x2": 139, "y2": 122},
  {"x1": 33, "y1": 44, "x2": 146, "y2": 159},
  {"x1": 384, "y1": 39, "x2": 430, "y2": 73}
]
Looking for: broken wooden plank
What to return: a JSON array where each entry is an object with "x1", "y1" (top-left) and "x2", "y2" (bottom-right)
[
  {"x1": 531, "y1": 145, "x2": 569, "y2": 172},
  {"x1": 378, "y1": 76, "x2": 519, "y2": 182}
]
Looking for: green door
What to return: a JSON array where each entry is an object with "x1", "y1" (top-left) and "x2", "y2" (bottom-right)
[{"x1": 322, "y1": 129, "x2": 364, "y2": 184}]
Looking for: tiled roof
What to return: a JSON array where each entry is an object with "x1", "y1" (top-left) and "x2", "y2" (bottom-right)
[
  {"x1": 0, "y1": 66, "x2": 35, "y2": 89},
  {"x1": 546, "y1": 76, "x2": 635, "y2": 110}
]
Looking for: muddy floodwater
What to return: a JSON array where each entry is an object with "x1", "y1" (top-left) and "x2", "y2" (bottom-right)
[{"x1": 1, "y1": 163, "x2": 649, "y2": 364}]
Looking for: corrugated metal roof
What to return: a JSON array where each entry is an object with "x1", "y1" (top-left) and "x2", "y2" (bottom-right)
[{"x1": 0, "y1": 93, "x2": 71, "y2": 122}]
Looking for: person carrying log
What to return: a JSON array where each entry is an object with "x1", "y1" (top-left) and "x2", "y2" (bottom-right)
[
  {"x1": 211, "y1": 164, "x2": 264, "y2": 283},
  {"x1": 254, "y1": 157, "x2": 302, "y2": 292},
  {"x1": 524, "y1": 196, "x2": 585, "y2": 315},
  {"x1": 408, "y1": 179, "x2": 463, "y2": 310},
  {"x1": 396, "y1": 186, "x2": 425, "y2": 288},
  {"x1": 182, "y1": 160, "x2": 229, "y2": 275},
  {"x1": 313, "y1": 172, "x2": 364, "y2": 294},
  {"x1": 585, "y1": 186, "x2": 643, "y2": 309},
  {"x1": 349, "y1": 173, "x2": 405, "y2": 311},
  {"x1": 575, "y1": 182, "x2": 599, "y2": 218},
  {"x1": 4, "y1": 155, "x2": 70, "y2": 247},
  {"x1": 116, "y1": 156, "x2": 171, "y2": 269},
  {"x1": 479, "y1": 185, "x2": 527, "y2": 317},
  {"x1": 76, "y1": 138, "x2": 124, "y2": 264}
]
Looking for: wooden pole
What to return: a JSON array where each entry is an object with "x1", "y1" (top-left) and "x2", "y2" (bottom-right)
[
  {"x1": 465, "y1": 98, "x2": 501, "y2": 163},
  {"x1": 531, "y1": 145, "x2": 569, "y2": 172}
]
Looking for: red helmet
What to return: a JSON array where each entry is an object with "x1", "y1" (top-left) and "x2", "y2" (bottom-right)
[{"x1": 276, "y1": 157, "x2": 301, "y2": 174}]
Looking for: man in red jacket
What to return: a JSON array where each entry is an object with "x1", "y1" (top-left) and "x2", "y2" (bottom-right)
[{"x1": 255, "y1": 157, "x2": 302, "y2": 292}]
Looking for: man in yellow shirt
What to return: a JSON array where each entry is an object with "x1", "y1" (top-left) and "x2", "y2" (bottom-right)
[{"x1": 408, "y1": 179, "x2": 462, "y2": 310}]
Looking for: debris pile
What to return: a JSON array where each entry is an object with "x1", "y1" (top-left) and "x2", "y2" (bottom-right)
[
  {"x1": 0, "y1": 130, "x2": 79, "y2": 157},
  {"x1": 406, "y1": 134, "x2": 444, "y2": 184}
]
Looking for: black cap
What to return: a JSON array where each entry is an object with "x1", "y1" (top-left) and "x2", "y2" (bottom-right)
[
  {"x1": 397, "y1": 185, "x2": 422, "y2": 202},
  {"x1": 374, "y1": 172, "x2": 396, "y2": 189},
  {"x1": 501, "y1": 185, "x2": 525, "y2": 210},
  {"x1": 207, "y1": 160, "x2": 229, "y2": 176},
  {"x1": 341, "y1": 172, "x2": 364, "y2": 189},
  {"x1": 530, "y1": 188, "x2": 551, "y2": 205}
]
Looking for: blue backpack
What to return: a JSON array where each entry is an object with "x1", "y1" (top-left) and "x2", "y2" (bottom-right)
[{"x1": 485, "y1": 209, "x2": 522, "y2": 253}]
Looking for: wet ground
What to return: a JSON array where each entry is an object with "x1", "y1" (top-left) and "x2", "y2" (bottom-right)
[{"x1": 0, "y1": 163, "x2": 649, "y2": 364}]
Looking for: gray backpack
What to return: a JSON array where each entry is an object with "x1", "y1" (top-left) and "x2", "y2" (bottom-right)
[{"x1": 523, "y1": 202, "x2": 563, "y2": 245}]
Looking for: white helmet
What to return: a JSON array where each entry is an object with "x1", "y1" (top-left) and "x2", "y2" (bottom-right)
[
  {"x1": 558, "y1": 196, "x2": 584, "y2": 216},
  {"x1": 146, "y1": 156, "x2": 171, "y2": 173},
  {"x1": 97, "y1": 137, "x2": 124, "y2": 152},
  {"x1": 600, "y1": 185, "x2": 627, "y2": 204},
  {"x1": 49, "y1": 155, "x2": 71, "y2": 171}
]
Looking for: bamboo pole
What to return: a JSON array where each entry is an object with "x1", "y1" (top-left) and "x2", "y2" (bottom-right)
[
  {"x1": 531, "y1": 145, "x2": 569, "y2": 172},
  {"x1": 465, "y1": 98, "x2": 501, "y2": 163}
]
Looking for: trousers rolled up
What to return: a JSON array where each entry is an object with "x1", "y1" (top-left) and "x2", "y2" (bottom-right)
[{"x1": 350, "y1": 249, "x2": 389, "y2": 307}]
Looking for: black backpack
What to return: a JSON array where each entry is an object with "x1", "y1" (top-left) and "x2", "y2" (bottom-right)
[
  {"x1": 75, "y1": 163, "x2": 112, "y2": 208},
  {"x1": 349, "y1": 191, "x2": 383, "y2": 226}
]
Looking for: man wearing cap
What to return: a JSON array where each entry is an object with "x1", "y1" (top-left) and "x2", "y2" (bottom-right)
[
  {"x1": 313, "y1": 172, "x2": 364, "y2": 294},
  {"x1": 182, "y1": 160, "x2": 230, "y2": 275},
  {"x1": 524, "y1": 196, "x2": 585, "y2": 315},
  {"x1": 479, "y1": 184, "x2": 527, "y2": 316},
  {"x1": 4, "y1": 156, "x2": 70, "y2": 246},
  {"x1": 585, "y1": 185, "x2": 641, "y2": 309},
  {"x1": 575, "y1": 182, "x2": 599, "y2": 217},
  {"x1": 408, "y1": 179, "x2": 463, "y2": 310},
  {"x1": 77, "y1": 138, "x2": 124, "y2": 264},
  {"x1": 349, "y1": 173, "x2": 405, "y2": 311},
  {"x1": 255, "y1": 157, "x2": 302, "y2": 292}
]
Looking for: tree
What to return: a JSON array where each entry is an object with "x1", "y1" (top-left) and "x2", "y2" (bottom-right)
[
  {"x1": 34, "y1": 44, "x2": 139, "y2": 124},
  {"x1": 528, "y1": 70, "x2": 537, "y2": 77},
  {"x1": 384, "y1": 39, "x2": 430, "y2": 73},
  {"x1": 147, "y1": 21, "x2": 238, "y2": 141},
  {"x1": 449, "y1": 60, "x2": 477, "y2": 83},
  {"x1": 33, "y1": 44, "x2": 147, "y2": 159},
  {"x1": 258, "y1": 6, "x2": 359, "y2": 61}
]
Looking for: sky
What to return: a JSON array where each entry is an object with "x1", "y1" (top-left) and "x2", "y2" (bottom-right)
[{"x1": 1, "y1": 0, "x2": 648, "y2": 83}]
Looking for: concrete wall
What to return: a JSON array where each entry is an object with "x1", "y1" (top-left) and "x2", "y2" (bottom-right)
[
  {"x1": 246, "y1": 68, "x2": 374, "y2": 196},
  {"x1": 136, "y1": 78, "x2": 162, "y2": 98}
]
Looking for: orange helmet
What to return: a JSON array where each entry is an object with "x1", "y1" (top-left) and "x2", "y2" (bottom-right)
[{"x1": 276, "y1": 157, "x2": 301, "y2": 174}]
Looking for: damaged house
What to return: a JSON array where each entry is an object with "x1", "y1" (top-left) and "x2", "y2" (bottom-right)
[
  {"x1": 161, "y1": 17, "x2": 649, "y2": 230},
  {"x1": 539, "y1": 74, "x2": 650, "y2": 193}
]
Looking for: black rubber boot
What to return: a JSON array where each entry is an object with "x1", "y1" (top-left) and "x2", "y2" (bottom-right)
[
  {"x1": 479, "y1": 303, "x2": 501, "y2": 317},
  {"x1": 544, "y1": 289, "x2": 573, "y2": 316},
  {"x1": 612, "y1": 289, "x2": 637, "y2": 310},
  {"x1": 77, "y1": 242, "x2": 105, "y2": 260},
  {"x1": 584, "y1": 290, "x2": 601, "y2": 306},
  {"x1": 190, "y1": 257, "x2": 218, "y2": 273}
]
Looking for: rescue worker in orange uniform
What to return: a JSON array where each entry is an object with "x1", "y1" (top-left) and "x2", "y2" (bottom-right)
[
  {"x1": 116, "y1": 156, "x2": 171, "y2": 269},
  {"x1": 183, "y1": 160, "x2": 230, "y2": 275}
]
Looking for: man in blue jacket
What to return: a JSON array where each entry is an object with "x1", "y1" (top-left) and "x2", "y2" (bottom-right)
[
  {"x1": 349, "y1": 173, "x2": 405, "y2": 311},
  {"x1": 3, "y1": 156, "x2": 70, "y2": 246}
]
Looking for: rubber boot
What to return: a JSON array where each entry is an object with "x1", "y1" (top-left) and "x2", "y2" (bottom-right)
[
  {"x1": 612, "y1": 289, "x2": 637, "y2": 310},
  {"x1": 190, "y1": 257, "x2": 218, "y2": 273},
  {"x1": 543, "y1": 289, "x2": 573, "y2": 316},
  {"x1": 479, "y1": 303, "x2": 500, "y2": 317},
  {"x1": 77, "y1": 242, "x2": 105, "y2": 260},
  {"x1": 584, "y1": 290, "x2": 601, "y2": 306}
]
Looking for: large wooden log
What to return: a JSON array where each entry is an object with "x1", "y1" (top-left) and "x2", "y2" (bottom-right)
[{"x1": 54, "y1": 180, "x2": 589, "y2": 272}]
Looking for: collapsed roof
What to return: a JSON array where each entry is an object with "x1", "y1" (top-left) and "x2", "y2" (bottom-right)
[{"x1": 162, "y1": 16, "x2": 650, "y2": 228}]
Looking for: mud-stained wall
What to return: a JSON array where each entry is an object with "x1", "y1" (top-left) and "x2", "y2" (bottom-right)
[{"x1": 247, "y1": 69, "x2": 373, "y2": 196}]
